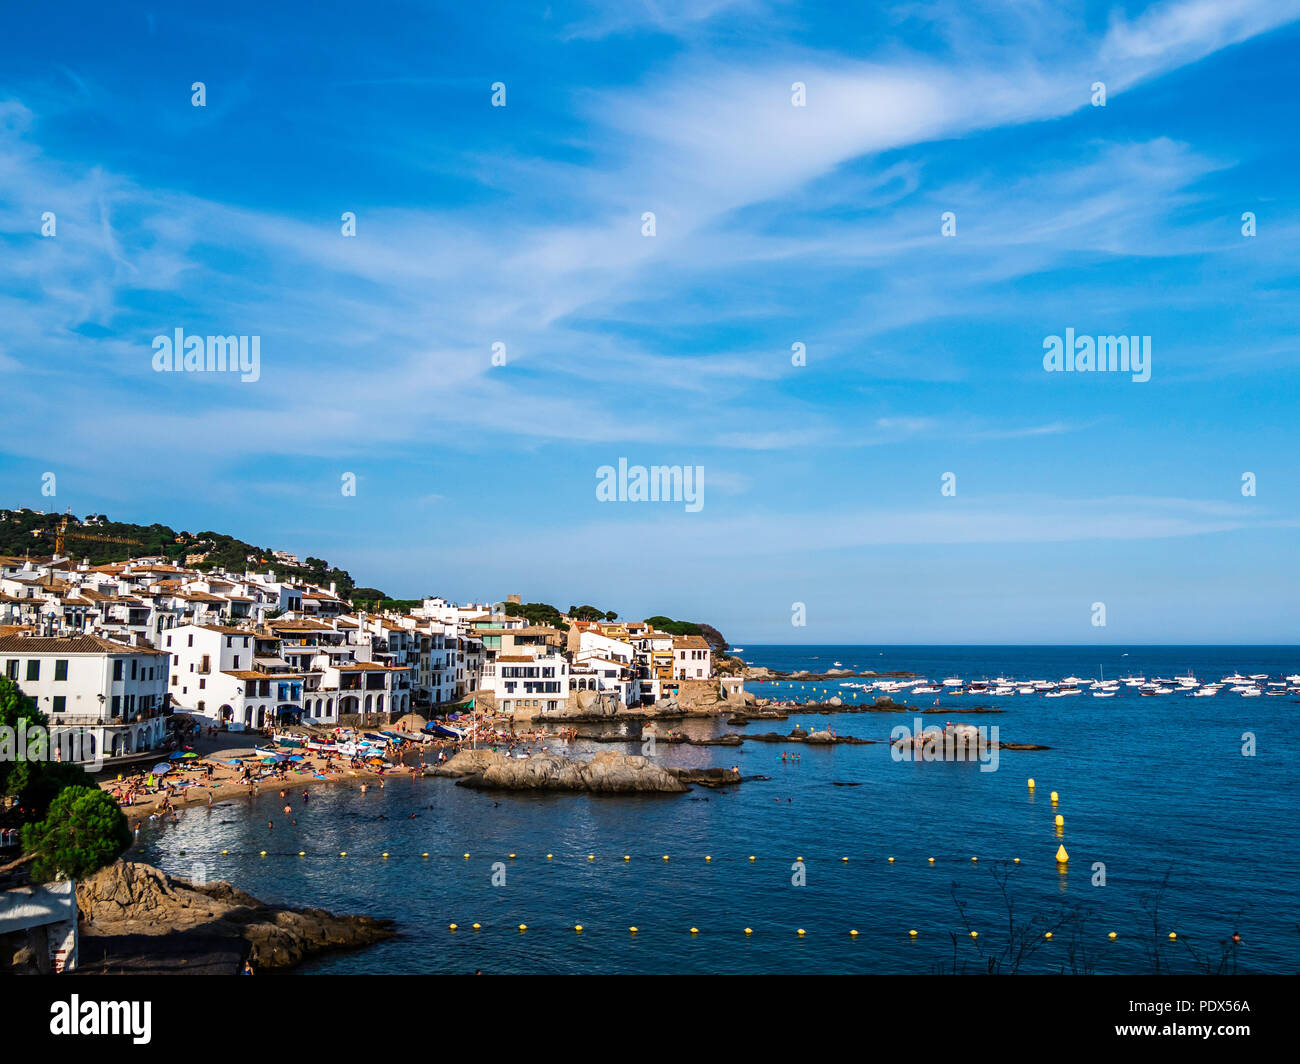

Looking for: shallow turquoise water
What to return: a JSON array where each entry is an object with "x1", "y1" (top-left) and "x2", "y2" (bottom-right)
[{"x1": 135, "y1": 646, "x2": 1299, "y2": 973}]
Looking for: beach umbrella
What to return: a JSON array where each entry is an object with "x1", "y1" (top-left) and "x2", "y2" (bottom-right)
[
  {"x1": 152, "y1": 764, "x2": 171, "y2": 775},
  {"x1": 168, "y1": 752, "x2": 186, "y2": 760},
  {"x1": 182, "y1": 752, "x2": 198, "y2": 759}
]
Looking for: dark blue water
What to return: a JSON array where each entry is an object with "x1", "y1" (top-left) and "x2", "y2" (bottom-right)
[{"x1": 136, "y1": 646, "x2": 1300, "y2": 974}]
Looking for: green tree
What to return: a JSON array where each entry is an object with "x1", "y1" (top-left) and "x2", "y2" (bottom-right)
[
  {"x1": 21, "y1": 786, "x2": 132, "y2": 883},
  {"x1": 10, "y1": 761, "x2": 96, "y2": 823},
  {"x1": 0, "y1": 676, "x2": 47, "y2": 798}
]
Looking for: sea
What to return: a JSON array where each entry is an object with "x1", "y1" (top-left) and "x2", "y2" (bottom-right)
[{"x1": 135, "y1": 646, "x2": 1300, "y2": 974}]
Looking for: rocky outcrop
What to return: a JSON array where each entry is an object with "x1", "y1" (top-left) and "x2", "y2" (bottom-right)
[
  {"x1": 436, "y1": 750, "x2": 689, "y2": 793},
  {"x1": 667, "y1": 767, "x2": 745, "y2": 788},
  {"x1": 744, "y1": 729, "x2": 876, "y2": 745},
  {"x1": 76, "y1": 860, "x2": 395, "y2": 973}
]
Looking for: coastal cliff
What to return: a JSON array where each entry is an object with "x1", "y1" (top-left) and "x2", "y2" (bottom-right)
[{"x1": 75, "y1": 860, "x2": 395, "y2": 973}]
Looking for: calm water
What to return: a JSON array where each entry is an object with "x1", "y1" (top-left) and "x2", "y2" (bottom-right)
[{"x1": 136, "y1": 646, "x2": 1300, "y2": 974}]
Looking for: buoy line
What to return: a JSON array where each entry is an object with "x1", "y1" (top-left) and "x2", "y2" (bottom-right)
[
  {"x1": 436, "y1": 924, "x2": 1151, "y2": 941},
  {"x1": 171, "y1": 850, "x2": 1047, "y2": 862}
]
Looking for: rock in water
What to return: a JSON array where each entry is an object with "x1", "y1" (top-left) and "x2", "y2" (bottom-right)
[{"x1": 439, "y1": 749, "x2": 689, "y2": 793}]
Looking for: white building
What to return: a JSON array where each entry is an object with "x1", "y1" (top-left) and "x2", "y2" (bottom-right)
[
  {"x1": 480, "y1": 649, "x2": 569, "y2": 717},
  {"x1": 0, "y1": 632, "x2": 169, "y2": 762},
  {"x1": 672, "y1": 635, "x2": 713, "y2": 680}
]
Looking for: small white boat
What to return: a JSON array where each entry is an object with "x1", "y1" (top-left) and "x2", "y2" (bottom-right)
[
  {"x1": 1240, "y1": 687, "x2": 1262, "y2": 698},
  {"x1": 1092, "y1": 692, "x2": 1116, "y2": 698}
]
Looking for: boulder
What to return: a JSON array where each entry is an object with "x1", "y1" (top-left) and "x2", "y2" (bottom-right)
[
  {"x1": 449, "y1": 750, "x2": 689, "y2": 794},
  {"x1": 75, "y1": 860, "x2": 395, "y2": 973}
]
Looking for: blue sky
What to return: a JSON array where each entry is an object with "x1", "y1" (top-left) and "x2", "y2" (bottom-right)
[{"x1": 2, "y1": 0, "x2": 1298, "y2": 643}]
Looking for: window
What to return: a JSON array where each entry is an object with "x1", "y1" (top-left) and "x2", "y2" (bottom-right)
[
  {"x1": 54, "y1": 660, "x2": 68, "y2": 681},
  {"x1": 4, "y1": 661, "x2": 16, "y2": 680},
  {"x1": 131, "y1": 659, "x2": 138, "y2": 680},
  {"x1": 187, "y1": 634, "x2": 193, "y2": 647},
  {"x1": 233, "y1": 655, "x2": 240, "y2": 668},
  {"x1": 52, "y1": 696, "x2": 65, "y2": 714},
  {"x1": 111, "y1": 695, "x2": 121, "y2": 715},
  {"x1": 25, "y1": 660, "x2": 39, "y2": 681},
  {"x1": 113, "y1": 660, "x2": 123, "y2": 681}
]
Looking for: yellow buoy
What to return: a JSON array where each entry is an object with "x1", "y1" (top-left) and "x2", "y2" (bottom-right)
[
  {"x1": 1050, "y1": 791, "x2": 1059, "y2": 803},
  {"x1": 546, "y1": 853, "x2": 553, "y2": 859},
  {"x1": 909, "y1": 929, "x2": 918, "y2": 937},
  {"x1": 471, "y1": 923, "x2": 480, "y2": 930},
  {"x1": 221, "y1": 849, "x2": 228, "y2": 855},
  {"x1": 463, "y1": 853, "x2": 470, "y2": 859},
  {"x1": 588, "y1": 854, "x2": 595, "y2": 861},
  {"x1": 518, "y1": 923, "x2": 527, "y2": 931},
  {"x1": 1044, "y1": 932, "x2": 1053, "y2": 940},
  {"x1": 1054, "y1": 814, "x2": 1064, "y2": 828},
  {"x1": 842, "y1": 856, "x2": 849, "y2": 863},
  {"x1": 971, "y1": 856, "x2": 978, "y2": 862},
  {"x1": 970, "y1": 931, "x2": 978, "y2": 938},
  {"x1": 259, "y1": 850, "x2": 267, "y2": 857},
  {"x1": 340, "y1": 851, "x2": 347, "y2": 857},
  {"x1": 1168, "y1": 932, "x2": 1177, "y2": 940},
  {"x1": 796, "y1": 855, "x2": 803, "y2": 862},
  {"x1": 849, "y1": 929, "x2": 859, "y2": 937},
  {"x1": 629, "y1": 926, "x2": 638, "y2": 934},
  {"x1": 1056, "y1": 844, "x2": 1069, "y2": 863},
  {"x1": 449, "y1": 923, "x2": 458, "y2": 931},
  {"x1": 1013, "y1": 857, "x2": 1021, "y2": 864},
  {"x1": 796, "y1": 928, "x2": 805, "y2": 936},
  {"x1": 422, "y1": 852, "x2": 429, "y2": 858},
  {"x1": 382, "y1": 852, "x2": 389, "y2": 859},
  {"x1": 624, "y1": 855, "x2": 631, "y2": 861},
  {"x1": 705, "y1": 855, "x2": 712, "y2": 862},
  {"x1": 928, "y1": 857, "x2": 935, "y2": 864},
  {"x1": 574, "y1": 924, "x2": 582, "y2": 932},
  {"x1": 888, "y1": 856, "x2": 895, "y2": 863},
  {"x1": 690, "y1": 927, "x2": 698, "y2": 934},
  {"x1": 299, "y1": 851, "x2": 306, "y2": 857},
  {"x1": 1027, "y1": 778, "x2": 1035, "y2": 789},
  {"x1": 749, "y1": 855, "x2": 756, "y2": 862},
  {"x1": 744, "y1": 927, "x2": 753, "y2": 935},
  {"x1": 1108, "y1": 932, "x2": 1117, "y2": 940},
  {"x1": 662, "y1": 855, "x2": 669, "y2": 861},
  {"x1": 508, "y1": 853, "x2": 515, "y2": 859}
]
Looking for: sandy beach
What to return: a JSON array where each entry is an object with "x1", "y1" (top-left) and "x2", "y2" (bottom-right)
[
  {"x1": 100, "y1": 726, "x2": 446, "y2": 826},
  {"x1": 100, "y1": 721, "x2": 575, "y2": 825}
]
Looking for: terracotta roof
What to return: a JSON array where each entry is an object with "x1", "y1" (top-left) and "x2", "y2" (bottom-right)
[{"x1": 0, "y1": 632, "x2": 167, "y2": 655}]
